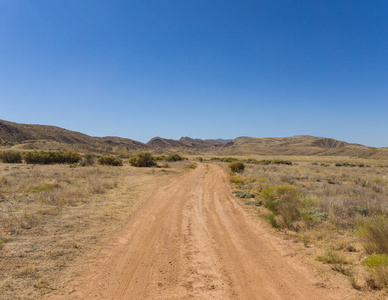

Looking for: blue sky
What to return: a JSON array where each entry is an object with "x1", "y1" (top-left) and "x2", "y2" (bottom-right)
[{"x1": 0, "y1": 1, "x2": 387, "y2": 147}]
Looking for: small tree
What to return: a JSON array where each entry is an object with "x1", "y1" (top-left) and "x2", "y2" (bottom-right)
[
  {"x1": 129, "y1": 152, "x2": 156, "y2": 167},
  {"x1": 228, "y1": 161, "x2": 245, "y2": 173}
]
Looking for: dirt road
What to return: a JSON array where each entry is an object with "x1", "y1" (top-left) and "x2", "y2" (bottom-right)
[{"x1": 54, "y1": 164, "x2": 348, "y2": 299}]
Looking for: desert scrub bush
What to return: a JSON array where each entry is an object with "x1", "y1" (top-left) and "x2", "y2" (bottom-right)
[
  {"x1": 81, "y1": 153, "x2": 95, "y2": 166},
  {"x1": 98, "y1": 155, "x2": 123, "y2": 166},
  {"x1": 165, "y1": 154, "x2": 184, "y2": 162},
  {"x1": 211, "y1": 157, "x2": 238, "y2": 163},
  {"x1": 23, "y1": 150, "x2": 81, "y2": 164},
  {"x1": 299, "y1": 198, "x2": 329, "y2": 227},
  {"x1": 249, "y1": 159, "x2": 293, "y2": 165},
  {"x1": 232, "y1": 190, "x2": 255, "y2": 198},
  {"x1": 362, "y1": 254, "x2": 388, "y2": 289},
  {"x1": 357, "y1": 216, "x2": 388, "y2": 254},
  {"x1": 0, "y1": 150, "x2": 23, "y2": 163},
  {"x1": 260, "y1": 185, "x2": 302, "y2": 229},
  {"x1": 129, "y1": 152, "x2": 156, "y2": 167},
  {"x1": 244, "y1": 200, "x2": 262, "y2": 207},
  {"x1": 264, "y1": 213, "x2": 279, "y2": 228},
  {"x1": 188, "y1": 162, "x2": 197, "y2": 169},
  {"x1": 317, "y1": 251, "x2": 350, "y2": 275},
  {"x1": 228, "y1": 161, "x2": 245, "y2": 173}
]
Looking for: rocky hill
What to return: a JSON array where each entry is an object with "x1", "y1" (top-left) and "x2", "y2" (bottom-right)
[
  {"x1": 0, "y1": 119, "x2": 148, "y2": 153},
  {"x1": 1, "y1": 119, "x2": 386, "y2": 158}
]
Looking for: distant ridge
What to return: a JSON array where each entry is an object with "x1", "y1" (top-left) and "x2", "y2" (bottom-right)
[
  {"x1": 0, "y1": 119, "x2": 148, "y2": 153},
  {"x1": 0, "y1": 119, "x2": 387, "y2": 158}
]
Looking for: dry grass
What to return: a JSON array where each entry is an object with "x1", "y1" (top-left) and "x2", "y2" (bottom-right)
[
  {"x1": 225, "y1": 155, "x2": 388, "y2": 294},
  {"x1": 0, "y1": 161, "x2": 190, "y2": 299}
]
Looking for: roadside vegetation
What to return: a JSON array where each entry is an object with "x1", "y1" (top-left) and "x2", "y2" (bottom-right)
[
  {"x1": 227, "y1": 155, "x2": 388, "y2": 293},
  {"x1": 0, "y1": 151, "x2": 193, "y2": 299}
]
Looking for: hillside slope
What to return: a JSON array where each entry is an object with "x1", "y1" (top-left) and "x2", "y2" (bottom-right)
[
  {"x1": 0, "y1": 119, "x2": 148, "y2": 153},
  {"x1": 1, "y1": 119, "x2": 387, "y2": 158}
]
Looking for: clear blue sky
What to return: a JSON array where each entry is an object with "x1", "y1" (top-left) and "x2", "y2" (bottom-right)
[{"x1": 1, "y1": 1, "x2": 387, "y2": 147}]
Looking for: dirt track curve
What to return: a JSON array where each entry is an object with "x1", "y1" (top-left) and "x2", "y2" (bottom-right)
[{"x1": 52, "y1": 164, "x2": 348, "y2": 300}]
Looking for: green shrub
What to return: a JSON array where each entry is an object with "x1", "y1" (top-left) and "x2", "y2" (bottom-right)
[
  {"x1": 260, "y1": 187, "x2": 276, "y2": 201},
  {"x1": 188, "y1": 162, "x2": 197, "y2": 169},
  {"x1": 230, "y1": 176, "x2": 244, "y2": 185},
  {"x1": 165, "y1": 154, "x2": 184, "y2": 162},
  {"x1": 261, "y1": 185, "x2": 302, "y2": 229},
  {"x1": 357, "y1": 216, "x2": 388, "y2": 254},
  {"x1": 264, "y1": 213, "x2": 279, "y2": 228},
  {"x1": 196, "y1": 157, "x2": 203, "y2": 162},
  {"x1": 98, "y1": 155, "x2": 123, "y2": 166},
  {"x1": 0, "y1": 151, "x2": 23, "y2": 163},
  {"x1": 363, "y1": 254, "x2": 388, "y2": 268},
  {"x1": 228, "y1": 161, "x2": 245, "y2": 173},
  {"x1": 129, "y1": 152, "x2": 156, "y2": 167},
  {"x1": 362, "y1": 254, "x2": 388, "y2": 289},
  {"x1": 23, "y1": 150, "x2": 81, "y2": 164}
]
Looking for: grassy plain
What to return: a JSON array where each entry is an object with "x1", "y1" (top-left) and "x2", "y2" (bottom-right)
[
  {"x1": 0, "y1": 161, "x2": 189, "y2": 299},
  {"x1": 222, "y1": 154, "x2": 388, "y2": 294}
]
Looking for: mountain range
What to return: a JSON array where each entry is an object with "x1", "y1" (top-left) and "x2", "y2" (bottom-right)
[{"x1": 0, "y1": 119, "x2": 386, "y2": 158}]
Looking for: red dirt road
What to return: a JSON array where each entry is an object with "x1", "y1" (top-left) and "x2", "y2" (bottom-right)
[{"x1": 52, "y1": 164, "x2": 348, "y2": 299}]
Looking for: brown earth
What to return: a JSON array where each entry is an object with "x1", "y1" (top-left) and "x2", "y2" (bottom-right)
[{"x1": 48, "y1": 164, "x2": 353, "y2": 300}]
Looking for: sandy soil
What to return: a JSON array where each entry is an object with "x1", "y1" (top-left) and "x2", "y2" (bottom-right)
[{"x1": 48, "y1": 164, "x2": 351, "y2": 300}]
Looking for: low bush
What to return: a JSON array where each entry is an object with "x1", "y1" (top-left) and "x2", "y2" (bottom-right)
[
  {"x1": 357, "y1": 216, "x2": 388, "y2": 254},
  {"x1": 23, "y1": 150, "x2": 82, "y2": 164},
  {"x1": 249, "y1": 159, "x2": 293, "y2": 165},
  {"x1": 98, "y1": 156, "x2": 123, "y2": 166},
  {"x1": 264, "y1": 213, "x2": 279, "y2": 228},
  {"x1": 0, "y1": 151, "x2": 23, "y2": 163},
  {"x1": 81, "y1": 153, "x2": 95, "y2": 166},
  {"x1": 260, "y1": 185, "x2": 302, "y2": 229},
  {"x1": 188, "y1": 162, "x2": 197, "y2": 169},
  {"x1": 232, "y1": 190, "x2": 255, "y2": 198},
  {"x1": 317, "y1": 251, "x2": 350, "y2": 274},
  {"x1": 129, "y1": 152, "x2": 156, "y2": 167},
  {"x1": 165, "y1": 154, "x2": 184, "y2": 162},
  {"x1": 244, "y1": 200, "x2": 262, "y2": 207},
  {"x1": 362, "y1": 254, "x2": 388, "y2": 289},
  {"x1": 211, "y1": 157, "x2": 238, "y2": 163},
  {"x1": 228, "y1": 161, "x2": 245, "y2": 173}
]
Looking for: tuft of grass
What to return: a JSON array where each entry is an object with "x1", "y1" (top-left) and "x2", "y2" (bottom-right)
[
  {"x1": 0, "y1": 238, "x2": 8, "y2": 251},
  {"x1": 264, "y1": 213, "x2": 279, "y2": 228},
  {"x1": 357, "y1": 216, "x2": 388, "y2": 254},
  {"x1": 317, "y1": 251, "x2": 350, "y2": 275},
  {"x1": 31, "y1": 183, "x2": 59, "y2": 193}
]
